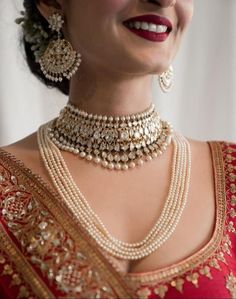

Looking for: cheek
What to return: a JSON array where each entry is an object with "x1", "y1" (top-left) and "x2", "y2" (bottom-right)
[
  {"x1": 65, "y1": 0, "x2": 127, "y2": 35},
  {"x1": 177, "y1": 0, "x2": 194, "y2": 30},
  {"x1": 73, "y1": 0, "x2": 129, "y2": 23},
  {"x1": 64, "y1": 0, "x2": 129, "y2": 53},
  {"x1": 94, "y1": 0, "x2": 128, "y2": 15}
]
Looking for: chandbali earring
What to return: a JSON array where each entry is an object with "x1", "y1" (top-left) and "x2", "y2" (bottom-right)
[
  {"x1": 39, "y1": 12, "x2": 82, "y2": 82},
  {"x1": 158, "y1": 65, "x2": 174, "y2": 93}
]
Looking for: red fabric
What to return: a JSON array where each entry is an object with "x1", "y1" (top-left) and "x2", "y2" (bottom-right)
[
  {"x1": 141, "y1": 142, "x2": 236, "y2": 299},
  {"x1": 0, "y1": 142, "x2": 236, "y2": 299}
]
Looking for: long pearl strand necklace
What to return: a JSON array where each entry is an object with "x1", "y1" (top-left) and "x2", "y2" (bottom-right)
[
  {"x1": 37, "y1": 119, "x2": 191, "y2": 261},
  {"x1": 48, "y1": 103, "x2": 173, "y2": 171}
]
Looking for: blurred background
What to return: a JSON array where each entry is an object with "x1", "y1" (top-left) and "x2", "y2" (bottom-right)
[{"x1": 0, "y1": 0, "x2": 235, "y2": 146}]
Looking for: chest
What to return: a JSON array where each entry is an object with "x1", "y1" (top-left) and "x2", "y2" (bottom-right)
[{"x1": 37, "y1": 148, "x2": 216, "y2": 275}]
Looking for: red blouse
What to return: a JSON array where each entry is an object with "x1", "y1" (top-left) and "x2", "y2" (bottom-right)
[{"x1": 0, "y1": 141, "x2": 236, "y2": 299}]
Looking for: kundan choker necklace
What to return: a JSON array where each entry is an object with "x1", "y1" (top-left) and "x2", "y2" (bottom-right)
[{"x1": 48, "y1": 103, "x2": 173, "y2": 170}]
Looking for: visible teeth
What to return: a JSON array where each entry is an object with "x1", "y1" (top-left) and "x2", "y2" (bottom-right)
[
  {"x1": 134, "y1": 21, "x2": 141, "y2": 29},
  {"x1": 141, "y1": 22, "x2": 149, "y2": 30},
  {"x1": 149, "y1": 24, "x2": 158, "y2": 32},
  {"x1": 127, "y1": 21, "x2": 168, "y2": 33},
  {"x1": 156, "y1": 25, "x2": 167, "y2": 33}
]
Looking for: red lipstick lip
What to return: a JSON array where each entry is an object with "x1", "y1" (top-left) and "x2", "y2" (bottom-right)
[{"x1": 123, "y1": 14, "x2": 173, "y2": 31}]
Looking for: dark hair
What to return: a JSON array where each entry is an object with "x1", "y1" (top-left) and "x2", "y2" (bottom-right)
[{"x1": 22, "y1": 0, "x2": 69, "y2": 96}]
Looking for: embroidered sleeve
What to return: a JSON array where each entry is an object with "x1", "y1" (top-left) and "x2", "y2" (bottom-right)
[
  {"x1": 222, "y1": 142, "x2": 236, "y2": 298},
  {"x1": 0, "y1": 161, "x2": 37, "y2": 298}
]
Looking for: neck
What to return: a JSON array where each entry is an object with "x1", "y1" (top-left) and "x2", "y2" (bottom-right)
[{"x1": 68, "y1": 63, "x2": 154, "y2": 116}]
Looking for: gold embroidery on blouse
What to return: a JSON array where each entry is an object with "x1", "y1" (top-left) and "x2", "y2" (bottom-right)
[
  {"x1": 199, "y1": 265, "x2": 212, "y2": 279},
  {"x1": 170, "y1": 278, "x2": 184, "y2": 293},
  {"x1": 209, "y1": 257, "x2": 221, "y2": 270},
  {"x1": 0, "y1": 224, "x2": 53, "y2": 299},
  {"x1": 1, "y1": 143, "x2": 235, "y2": 299},
  {"x1": 226, "y1": 272, "x2": 236, "y2": 298},
  {"x1": 231, "y1": 196, "x2": 236, "y2": 207},
  {"x1": 186, "y1": 272, "x2": 199, "y2": 288},
  {"x1": 136, "y1": 287, "x2": 151, "y2": 299},
  {"x1": 0, "y1": 149, "x2": 134, "y2": 299},
  {"x1": 154, "y1": 285, "x2": 168, "y2": 298},
  {"x1": 0, "y1": 248, "x2": 37, "y2": 298},
  {"x1": 125, "y1": 142, "x2": 236, "y2": 298}
]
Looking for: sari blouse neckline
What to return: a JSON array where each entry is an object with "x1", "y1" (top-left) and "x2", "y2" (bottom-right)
[{"x1": 0, "y1": 140, "x2": 234, "y2": 290}]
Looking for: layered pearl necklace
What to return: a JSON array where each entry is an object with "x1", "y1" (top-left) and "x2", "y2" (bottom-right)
[
  {"x1": 48, "y1": 103, "x2": 173, "y2": 171},
  {"x1": 37, "y1": 106, "x2": 191, "y2": 260}
]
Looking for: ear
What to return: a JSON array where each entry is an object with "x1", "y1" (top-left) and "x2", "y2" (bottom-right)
[{"x1": 36, "y1": 0, "x2": 63, "y2": 20}]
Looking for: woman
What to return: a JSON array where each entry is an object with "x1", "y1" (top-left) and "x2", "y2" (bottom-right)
[{"x1": 0, "y1": 0, "x2": 236, "y2": 298}]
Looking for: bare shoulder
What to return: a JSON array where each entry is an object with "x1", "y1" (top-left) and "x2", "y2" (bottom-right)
[
  {"x1": 187, "y1": 137, "x2": 212, "y2": 159},
  {"x1": 2, "y1": 132, "x2": 38, "y2": 152},
  {"x1": 1, "y1": 132, "x2": 40, "y2": 169},
  {"x1": 185, "y1": 137, "x2": 214, "y2": 182}
]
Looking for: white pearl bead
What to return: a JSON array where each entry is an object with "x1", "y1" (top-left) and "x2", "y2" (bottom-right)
[
  {"x1": 94, "y1": 157, "x2": 101, "y2": 164},
  {"x1": 80, "y1": 152, "x2": 86, "y2": 158},
  {"x1": 137, "y1": 159, "x2": 144, "y2": 166},
  {"x1": 102, "y1": 161, "x2": 108, "y2": 168},
  {"x1": 129, "y1": 162, "x2": 136, "y2": 169},
  {"x1": 115, "y1": 163, "x2": 121, "y2": 170},
  {"x1": 108, "y1": 163, "x2": 114, "y2": 170},
  {"x1": 86, "y1": 155, "x2": 93, "y2": 161},
  {"x1": 122, "y1": 164, "x2": 129, "y2": 171}
]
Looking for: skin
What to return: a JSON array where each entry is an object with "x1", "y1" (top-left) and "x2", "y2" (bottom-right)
[
  {"x1": 3, "y1": 0, "x2": 216, "y2": 273},
  {"x1": 37, "y1": 0, "x2": 194, "y2": 115}
]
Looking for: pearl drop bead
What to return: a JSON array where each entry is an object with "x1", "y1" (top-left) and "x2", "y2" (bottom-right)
[
  {"x1": 94, "y1": 157, "x2": 101, "y2": 164},
  {"x1": 86, "y1": 155, "x2": 93, "y2": 161},
  {"x1": 137, "y1": 159, "x2": 144, "y2": 166},
  {"x1": 129, "y1": 162, "x2": 136, "y2": 169},
  {"x1": 122, "y1": 164, "x2": 129, "y2": 171},
  {"x1": 80, "y1": 152, "x2": 86, "y2": 158},
  {"x1": 102, "y1": 161, "x2": 108, "y2": 167},
  {"x1": 108, "y1": 163, "x2": 115, "y2": 170},
  {"x1": 115, "y1": 163, "x2": 121, "y2": 170}
]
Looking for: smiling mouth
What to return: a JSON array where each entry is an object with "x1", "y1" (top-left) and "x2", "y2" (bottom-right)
[
  {"x1": 122, "y1": 20, "x2": 172, "y2": 43},
  {"x1": 123, "y1": 21, "x2": 171, "y2": 34},
  {"x1": 121, "y1": 14, "x2": 173, "y2": 42}
]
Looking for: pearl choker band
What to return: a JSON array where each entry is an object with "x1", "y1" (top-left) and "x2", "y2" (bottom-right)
[{"x1": 48, "y1": 103, "x2": 173, "y2": 170}]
